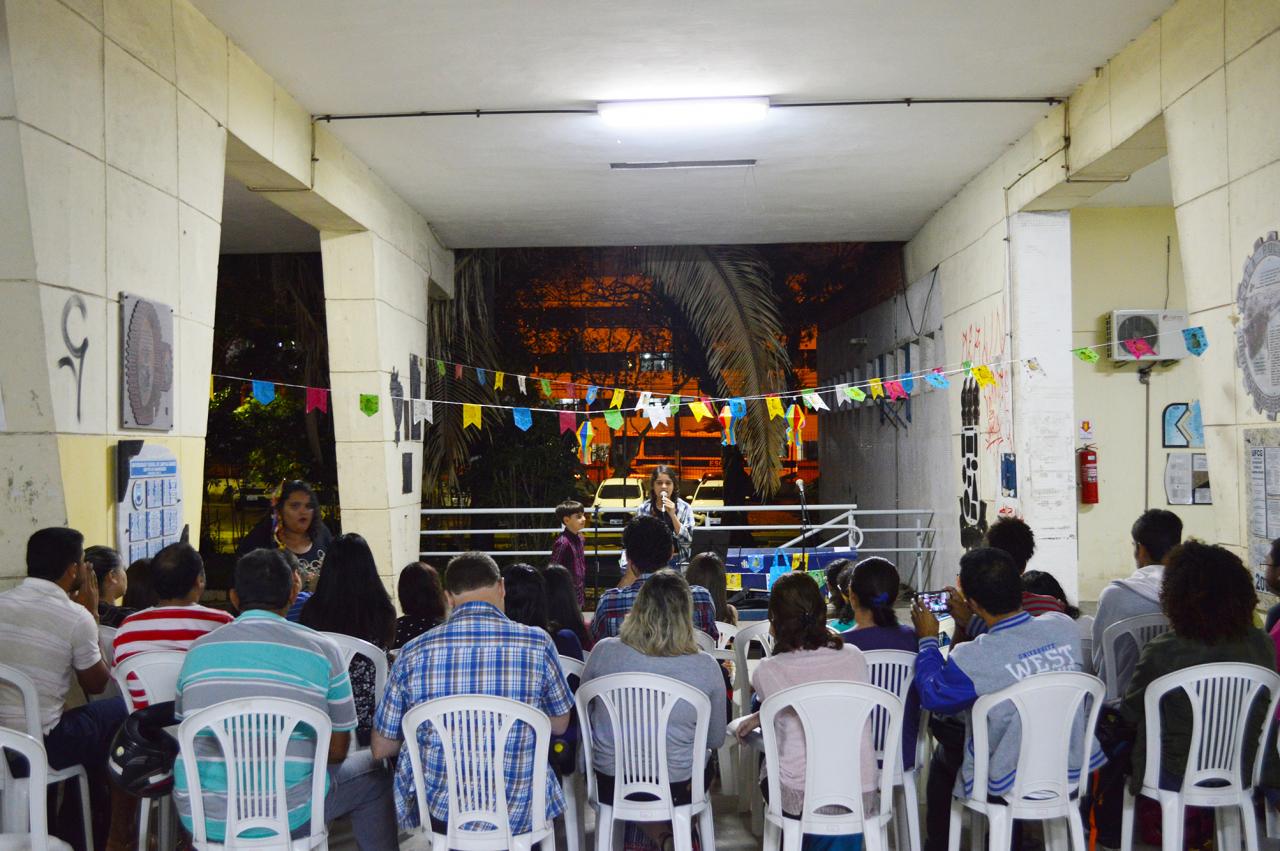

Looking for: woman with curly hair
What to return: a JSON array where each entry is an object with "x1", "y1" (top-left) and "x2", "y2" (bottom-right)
[{"x1": 1121, "y1": 540, "x2": 1277, "y2": 793}]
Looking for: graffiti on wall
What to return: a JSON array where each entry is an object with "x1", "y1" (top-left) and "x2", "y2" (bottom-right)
[
  {"x1": 959, "y1": 376, "x2": 987, "y2": 548},
  {"x1": 57, "y1": 295, "x2": 89, "y2": 422},
  {"x1": 957, "y1": 308, "x2": 1011, "y2": 547}
]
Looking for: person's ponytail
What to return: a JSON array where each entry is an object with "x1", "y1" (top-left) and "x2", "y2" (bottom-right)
[{"x1": 847, "y1": 557, "x2": 901, "y2": 628}]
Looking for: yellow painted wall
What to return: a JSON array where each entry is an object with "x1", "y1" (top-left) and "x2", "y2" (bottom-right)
[{"x1": 1071, "y1": 206, "x2": 1215, "y2": 599}]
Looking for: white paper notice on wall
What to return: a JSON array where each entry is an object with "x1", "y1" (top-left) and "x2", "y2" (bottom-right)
[
  {"x1": 1165, "y1": 453, "x2": 1193, "y2": 505},
  {"x1": 1245, "y1": 431, "x2": 1280, "y2": 599}
]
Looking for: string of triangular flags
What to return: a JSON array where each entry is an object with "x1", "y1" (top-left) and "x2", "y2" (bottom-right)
[{"x1": 215, "y1": 323, "x2": 1208, "y2": 460}]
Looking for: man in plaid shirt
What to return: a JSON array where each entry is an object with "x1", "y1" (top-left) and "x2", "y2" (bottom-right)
[
  {"x1": 590, "y1": 515, "x2": 720, "y2": 643},
  {"x1": 371, "y1": 552, "x2": 573, "y2": 834}
]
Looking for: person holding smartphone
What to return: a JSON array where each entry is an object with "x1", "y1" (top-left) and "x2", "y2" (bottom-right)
[{"x1": 633, "y1": 465, "x2": 694, "y2": 565}]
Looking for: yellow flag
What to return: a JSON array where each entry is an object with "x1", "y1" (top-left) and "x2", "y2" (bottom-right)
[
  {"x1": 690, "y1": 401, "x2": 711, "y2": 421},
  {"x1": 495, "y1": 371, "x2": 505, "y2": 390},
  {"x1": 973, "y1": 365, "x2": 997, "y2": 387},
  {"x1": 869, "y1": 378, "x2": 885, "y2": 399},
  {"x1": 462, "y1": 403, "x2": 482, "y2": 430},
  {"x1": 609, "y1": 388, "x2": 625, "y2": 408},
  {"x1": 766, "y1": 395, "x2": 784, "y2": 419},
  {"x1": 725, "y1": 572, "x2": 742, "y2": 591}
]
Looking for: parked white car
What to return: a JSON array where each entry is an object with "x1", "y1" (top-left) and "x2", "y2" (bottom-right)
[{"x1": 690, "y1": 478, "x2": 725, "y2": 526}]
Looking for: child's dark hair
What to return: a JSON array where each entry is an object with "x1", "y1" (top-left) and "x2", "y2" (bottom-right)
[
  {"x1": 555, "y1": 500, "x2": 585, "y2": 524},
  {"x1": 770, "y1": 573, "x2": 843, "y2": 654},
  {"x1": 825, "y1": 558, "x2": 855, "y2": 621},
  {"x1": 846, "y1": 557, "x2": 900, "y2": 628},
  {"x1": 1021, "y1": 570, "x2": 1080, "y2": 619}
]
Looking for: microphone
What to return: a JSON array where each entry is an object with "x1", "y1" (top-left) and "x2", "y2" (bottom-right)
[{"x1": 796, "y1": 478, "x2": 805, "y2": 497}]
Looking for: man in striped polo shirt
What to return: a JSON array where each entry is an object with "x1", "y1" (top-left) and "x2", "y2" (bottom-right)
[
  {"x1": 113, "y1": 543, "x2": 233, "y2": 707},
  {"x1": 175, "y1": 549, "x2": 396, "y2": 847}
]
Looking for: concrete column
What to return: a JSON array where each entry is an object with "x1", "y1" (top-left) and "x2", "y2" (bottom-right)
[{"x1": 321, "y1": 230, "x2": 430, "y2": 586}]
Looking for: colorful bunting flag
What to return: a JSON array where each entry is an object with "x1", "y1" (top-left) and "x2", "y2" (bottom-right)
[
  {"x1": 884, "y1": 380, "x2": 907, "y2": 400},
  {"x1": 845, "y1": 385, "x2": 867, "y2": 402},
  {"x1": 462, "y1": 404, "x2": 482, "y2": 430},
  {"x1": 972, "y1": 365, "x2": 997, "y2": 387},
  {"x1": 251, "y1": 380, "x2": 276, "y2": 406},
  {"x1": 540, "y1": 378, "x2": 552, "y2": 397},
  {"x1": 1023, "y1": 358, "x2": 1044, "y2": 379},
  {"x1": 718, "y1": 405, "x2": 737, "y2": 445},
  {"x1": 868, "y1": 378, "x2": 884, "y2": 399},
  {"x1": 962, "y1": 360, "x2": 973, "y2": 373},
  {"x1": 901, "y1": 375, "x2": 914, "y2": 395},
  {"x1": 603, "y1": 408, "x2": 623, "y2": 431},
  {"x1": 576, "y1": 419, "x2": 594, "y2": 462},
  {"x1": 1123, "y1": 338, "x2": 1155, "y2": 359},
  {"x1": 1073, "y1": 347, "x2": 1100, "y2": 364},
  {"x1": 1183, "y1": 326, "x2": 1208, "y2": 356},
  {"x1": 513, "y1": 407, "x2": 532, "y2": 431},
  {"x1": 924, "y1": 370, "x2": 949, "y2": 390},
  {"x1": 454, "y1": 364, "x2": 463, "y2": 380},
  {"x1": 412, "y1": 399, "x2": 433, "y2": 425},
  {"x1": 636, "y1": 391, "x2": 652, "y2": 411},
  {"x1": 495, "y1": 371, "x2": 505, "y2": 390},
  {"x1": 305, "y1": 387, "x2": 328, "y2": 413},
  {"x1": 784, "y1": 404, "x2": 806, "y2": 447},
  {"x1": 359, "y1": 394, "x2": 379, "y2": 416},
  {"x1": 644, "y1": 402, "x2": 669, "y2": 428},
  {"x1": 559, "y1": 411, "x2": 576, "y2": 434},
  {"x1": 801, "y1": 392, "x2": 829, "y2": 411},
  {"x1": 667, "y1": 394, "x2": 681, "y2": 417},
  {"x1": 476, "y1": 368, "x2": 487, "y2": 386},
  {"x1": 586, "y1": 386, "x2": 598, "y2": 405},
  {"x1": 729, "y1": 397, "x2": 746, "y2": 419},
  {"x1": 518, "y1": 375, "x2": 528, "y2": 394},
  {"x1": 767, "y1": 395, "x2": 785, "y2": 419},
  {"x1": 690, "y1": 400, "x2": 712, "y2": 421},
  {"x1": 436, "y1": 360, "x2": 445, "y2": 376},
  {"x1": 609, "y1": 388, "x2": 625, "y2": 409}
]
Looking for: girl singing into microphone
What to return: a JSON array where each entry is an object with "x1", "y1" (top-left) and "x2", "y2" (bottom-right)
[{"x1": 634, "y1": 465, "x2": 694, "y2": 566}]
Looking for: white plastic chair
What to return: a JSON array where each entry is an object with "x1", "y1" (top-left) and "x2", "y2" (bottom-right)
[
  {"x1": 688, "y1": 633, "x2": 737, "y2": 793},
  {"x1": 1076, "y1": 616, "x2": 1095, "y2": 676},
  {"x1": 863, "y1": 649, "x2": 924, "y2": 851},
  {"x1": 1120, "y1": 663, "x2": 1280, "y2": 851},
  {"x1": 757, "y1": 680, "x2": 903, "y2": 851},
  {"x1": 947, "y1": 672, "x2": 1105, "y2": 851},
  {"x1": 1101, "y1": 614, "x2": 1170, "y2": 701},
  {"x1": 714, "y1": 621, "x2": 739, "y2": 650},
  {"x1": 402, "y1": 694, "x2": 555, "y2": 851},
  {"x1": 732, "y1": 620, "x2": 773, "y2": 813},
  {"x1": 576, "y1": 673, "x2": 716, "y2": 851},
  {"x1": 557, "y1": 655, "x2": 586, "y2": 851},
  {"x1": 177, "y1": 697, "x2": 331, "y2": 849},
  {"x1": 692, "y1": 631, "x2": 716, "y2": 653},
  {"x1": 0, "y1": 728, "x2": 72, "y2": 850},
  {"x1": 89, "y1": 625, "x2": 121, "y2": 703},
  {"x1": 0, "y1": 665, "x2": 92, "y2": 851},
  {"x1": 112, "y1": 650, "x2": 186, "y2": 850},
  {"x1": 320, "y1": 633, "x2": 388, "y2": 752}
]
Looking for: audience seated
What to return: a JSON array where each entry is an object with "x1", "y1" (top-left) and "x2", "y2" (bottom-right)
[
  {"x1": 504, "y1": 562, "x2": 585, "y2": 660},
  {"x1": 122, "y1": 556, "x2": 159, "y2": 611},
  {"x1": 86, "y1": 544, "x2": 133, "y2": 628},
  {"x1": 591, "y1": 515, "x2": 718, "y2": 643},
  {"x1": 1021, "y1": 570, "x2": 1081, "y2": 619},
  {"x1": 912, "y1": 547, "x2": 1100, "y2": 851},
  {"x1": 392, "y1": 560, "x2": 448, "y2": 649},
  {"x1": 300, "y1": 533, "x2": 396, "y2": 748},
  {"x1": 0, "y1": 528, "x2": 129, "y2": 850},
  {"x1": 1091, "y1": 509, "x2": 1182, "y2": 691},
  {"x1": 685, "y1": 551, "x2": 738, "y2": 626},
  {"x1": 1120, "y1": 541, "x2": 1277, "y2": 794},
  {"x1": 840, "y1": 557, "x2": 921, "y2": 769},
  {"x1": 736, "y1": 572, "x2": 873, "y2": 847},
  {"x1": 581, "y1": 569, "x2": 727, "y2": 850},
  {"x1": 175, "y1": 548, "x2": 396, "y2": 847},
  {"x1": 544, "y1": 563, "x2": 595, "y2": 652},
  {"x1": 371, "y1": 552, "x2": 573, "y2": 836},
  {"x1": 113, "y1": 542, "x2": 233, "y2": 707},
  {"x1": 956, "y1": 517, "x2": 1065, "y2": 639},
  {"x1": 825, "y1": 558, "x2": 857, "y2": 631}
]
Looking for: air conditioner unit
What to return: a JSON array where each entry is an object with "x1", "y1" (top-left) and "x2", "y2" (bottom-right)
[{"x1": 1106, "y1": 309, "x2": 1189, "y2": 361}]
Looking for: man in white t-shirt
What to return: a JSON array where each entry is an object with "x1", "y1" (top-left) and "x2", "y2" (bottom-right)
[{"x1": 0, "y1": 527, "x2": 128, "y2": 849}]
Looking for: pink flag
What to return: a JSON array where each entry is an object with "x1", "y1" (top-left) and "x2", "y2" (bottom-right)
[
  {"x1": 559, "y1": 411, "x2": 576, "y2": 434},
  {"x1": 1123, "y1": 338, "x2": 1155, "y2": 359},
  {"x1": 305, "y1": 387, "x2": 329, "y2": 414},
  {"x1": 884, "y1": 380, "x2": 907, "y2": 400}
]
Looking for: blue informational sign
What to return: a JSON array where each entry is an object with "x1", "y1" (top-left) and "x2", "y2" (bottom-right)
[{"x1": 116, "y1": 443, "x2": 182, "y2": 563}]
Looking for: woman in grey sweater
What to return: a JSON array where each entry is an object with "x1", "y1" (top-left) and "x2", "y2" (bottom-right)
[{"x1": 580, "y1": 569, "x2": 727, "y2": 849}]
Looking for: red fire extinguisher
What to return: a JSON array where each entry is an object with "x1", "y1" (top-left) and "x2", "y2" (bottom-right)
[{"x1": 1078, "y1": 446, "x2": 1099, "y2": 504}]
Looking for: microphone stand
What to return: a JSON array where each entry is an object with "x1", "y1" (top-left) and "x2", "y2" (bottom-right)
[{"x1": 798, "y1": 484, "x2": 811, "y2": 572}]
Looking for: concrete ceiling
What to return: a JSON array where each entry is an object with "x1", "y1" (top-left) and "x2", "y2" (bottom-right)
[
  {"x1": 219, "y1": 177, "x2": 320, "y2": 254},
  {"x1": 195, "y1": 0, "x2": 1173, "y2": 248},
  {"x1": 1080, "y1": 157, "x2": 1173, "y2": 207}
]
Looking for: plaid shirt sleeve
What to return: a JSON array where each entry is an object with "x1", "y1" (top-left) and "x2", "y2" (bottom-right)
[
  {"x1": 591, "y1": 590, "x2": 621, "y2": 642},
  {"x1": 372, "y1": 661, "x2": 409, "y2": 742},
  {"x1": 538, "y1": 637, "x2": 575, "y2": 719},
  {"x1": 690, "y1": 587, "x2": 720, "y2": 642}
]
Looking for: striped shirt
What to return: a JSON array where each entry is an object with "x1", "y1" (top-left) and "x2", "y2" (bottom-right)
[
  {"x1": 373, "y1": 601, "x2": 574, "y2": 832},
  {"x1": 0, "y1": 578, "x2": 101, "y2": 734},
  {"x1": 113, "y1": 604, "x2": 234, "y2": 707},
  {"x1": 174, "y1": 610, "x2": 356, "y2": 842}
]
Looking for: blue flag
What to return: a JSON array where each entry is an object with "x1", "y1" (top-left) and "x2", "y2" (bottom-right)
[
  {"x1": 1183, "y1": 326, "x2": 1208, "y2": 356},
  {"x1": 251, "y1": 380, "x2": 276, "y2": 405},
  {"x1": 513, "y1": 407, "x2": 532, "y2": 431},
  {"x1": 728, "y1": 397, "x2": 746, "y2": 419},
  {"x1": 924, "y1": 371, "x2": 949, "y2": 389},
  {"x1": 476, "y1": 368, "x2": 487, "y2": 386},
  {"x1": 586, "y1": 386, "x2": 598, "y2": 405}
]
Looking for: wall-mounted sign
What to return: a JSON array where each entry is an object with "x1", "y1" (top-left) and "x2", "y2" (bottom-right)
[
  {"x1": 115, "y1": 441, "x2": 182, "y2": 563},
  {"x1": 120, "y1": 293, "x2": 174, "y2": 430},
  {"x1": 1236, "y1": 232, "x2": 1280, "y2": 420},
  {"x1": 1162, "y1": 401, "x2": 1204, "y2": 448}
]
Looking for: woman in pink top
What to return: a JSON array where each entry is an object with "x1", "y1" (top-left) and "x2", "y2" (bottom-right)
[{"x1": 736, "y1": 573, "x2": 876, "y2": 847}]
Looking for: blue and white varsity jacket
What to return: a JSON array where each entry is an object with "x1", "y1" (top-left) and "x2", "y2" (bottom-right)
[{"x1": 915, "y1": 610, "x2": 1106, "y2": 798}]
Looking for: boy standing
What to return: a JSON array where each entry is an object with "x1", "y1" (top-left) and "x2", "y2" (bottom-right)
[{"x1": 550, "y1": 499, "x2": 589, "y2": 606}]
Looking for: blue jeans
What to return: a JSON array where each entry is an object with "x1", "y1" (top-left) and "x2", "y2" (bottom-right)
[
  {"x1": 320, "y1": 749, "x2": 398, "y2": 849},
  {"x1": 44, "y1": 697, "x2": 129, "y2": 851}
]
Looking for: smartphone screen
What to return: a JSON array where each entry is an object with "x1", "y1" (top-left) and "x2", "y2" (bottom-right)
[{"x1": 916, "y1": 590, "x2": 950, "y2": 616}]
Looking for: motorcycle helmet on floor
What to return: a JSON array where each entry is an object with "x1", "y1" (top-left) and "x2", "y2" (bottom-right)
[{"x1": 108, "y1": 701, "x2": 179, "y2": 799}]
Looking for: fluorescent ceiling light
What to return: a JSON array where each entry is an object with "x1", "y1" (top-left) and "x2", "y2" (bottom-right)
[
  {"x1": 610, "y1": 159, "x2": 757, "y2": 170},
  {"x1": 597, "y1": 97, "x2": 769, "y2": 128}
]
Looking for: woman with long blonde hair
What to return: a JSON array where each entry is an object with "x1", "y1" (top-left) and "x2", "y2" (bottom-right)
[{"x1": 580, "y1": 569, "x2": 727, "y2": 850}]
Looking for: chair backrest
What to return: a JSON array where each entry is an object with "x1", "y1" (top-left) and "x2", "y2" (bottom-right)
[
  {"x1": 402, "y1": 694, "x2": 552, "y2": 845},
  {"x1": 1139, "y1": 662, "x2": 1280, "y2": 796},
  {"x1": 693, "y1": 630, "x2": 716, "y2": 653},
  {"x1": 863, "y1": 649, "x2": 918, "y2": 769},
  {"x1": 1101, "y1": 613, "x2": 1170, "y2": 700},
  {"x1": 576, "y1": 673, "x2": 712, "y2": 816},
  {"x1": 758, "y1": 680, "x2": 901, "y2": 831},
  {"x1": 0, "y1": 728, "x2": 52, "y2": 849},
  {"x1": 714, "y1": 620, "x2": 739, "y2": 650},
  {"x1": 319, "y1": 632, "x2": 388, "y2": 701},
  {"x1": 559, "y1": 655, "x2": 585, "y2": 693},
  {"x1": 112, "y1": 650, "x2": 186, "y2": 711},
  {"x1": 0, "y1": 664, "x2": 43, "y2": 739},
  {"x1": 177, "y1": 697, "x2": 331, "y2": 846},
  {"x1": 732, "y1": 620, "x2": 774, "y2": 710},
  {"x1": 969, "y1": 672, "x2": 1104, "y2": 812},
  {"x1": 97, "y1": 625, "x2": 118, "y2": 667}
]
